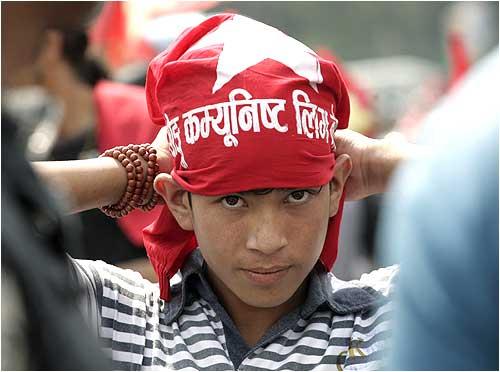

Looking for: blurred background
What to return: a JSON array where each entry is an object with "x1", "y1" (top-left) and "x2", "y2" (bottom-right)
[{"x1": 2, "y1": 1, "x2": 498, "y2": 281}]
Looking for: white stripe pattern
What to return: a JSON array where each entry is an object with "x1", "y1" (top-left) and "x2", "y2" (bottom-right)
[{"x1": 74, "y1": 259, "x2": 397, "y2": 370}]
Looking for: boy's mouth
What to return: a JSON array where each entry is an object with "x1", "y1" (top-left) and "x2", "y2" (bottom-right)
[
  {"x1": 245, "y1": 266, "x2": 291, "y2": 274},
  {"x1": 241, "y1": 266, "x2": 291, "y2": 286}
]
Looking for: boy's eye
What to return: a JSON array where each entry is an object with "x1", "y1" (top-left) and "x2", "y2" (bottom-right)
[
  {"x1": 221, "y1": 195, "x2": 245, "y2": 208},
  {"x1": 286, "y1": 190, "x2": 310, "y2": 204}
]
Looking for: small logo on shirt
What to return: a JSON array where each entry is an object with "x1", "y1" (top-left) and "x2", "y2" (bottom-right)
[{"x1": 336, "y1": 339, "x2": 366, "y2": 371}]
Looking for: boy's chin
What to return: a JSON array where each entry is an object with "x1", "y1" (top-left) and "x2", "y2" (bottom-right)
[{"x1": 238, "y1": 291, "x2": 296, "y2": 309}]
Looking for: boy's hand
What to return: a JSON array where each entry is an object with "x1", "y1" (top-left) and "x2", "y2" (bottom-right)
[
  {"x1": 334, "y1": 130, "x2": 417, "y2": 201},
  {"x1": 334, "y1": 130, "x2": 378, "y2": 201},
  {"x1": 152, "y1": 126, "x2": 174, "y2": 174}
]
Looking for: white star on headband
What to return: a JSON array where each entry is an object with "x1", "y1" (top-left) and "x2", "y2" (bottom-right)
[{"x1": 190, "y1": 15, "x2": 323, "y2": 94}]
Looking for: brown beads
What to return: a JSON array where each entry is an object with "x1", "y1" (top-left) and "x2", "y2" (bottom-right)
[{"x1": 99, "y1": 143, "x2": 161, "y2": 218}]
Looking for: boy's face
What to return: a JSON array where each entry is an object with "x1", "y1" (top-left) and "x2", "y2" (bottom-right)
[
  {"x1": 190, "y1": 186, "x2": 331, "y2": 308},
  {"x1": 157, "y1": 153, "x2": 351, "y2": 309}
]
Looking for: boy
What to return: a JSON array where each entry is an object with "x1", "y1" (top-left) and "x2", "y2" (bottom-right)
[{"x1": 72, "y1": 14, "x2": 397, "y2": 370}]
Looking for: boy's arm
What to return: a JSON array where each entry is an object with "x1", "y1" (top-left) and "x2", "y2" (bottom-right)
[
  {"x1": 32, "y1": 157, "x2": 128, "y2": 214},
  {"x1": 334, "y1": 130, "x2": 425, "y2": 201},
  {"x1": 32, "y1": 127, "x2": 173, "y2": 215},
  {"x1": 32, "y1": 127, "x2": 419, "y2": 214}
]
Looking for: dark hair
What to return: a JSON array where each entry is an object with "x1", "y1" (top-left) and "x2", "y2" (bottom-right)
[{"x1": 60, "y1": 29, "x2": 108, "y2": 86}]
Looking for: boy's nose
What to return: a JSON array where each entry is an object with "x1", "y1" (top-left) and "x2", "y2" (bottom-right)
[{"x1": 246, "y1": 210, "x2": 288, "y2": 254}]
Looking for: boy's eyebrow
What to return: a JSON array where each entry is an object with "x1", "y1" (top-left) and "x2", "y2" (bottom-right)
[
  {"x1": 239, "y1": 188, "x2": 278, "y2": 196},
  {"x1": 237, "y1": 186, "x2": 323, "y2": 196}
]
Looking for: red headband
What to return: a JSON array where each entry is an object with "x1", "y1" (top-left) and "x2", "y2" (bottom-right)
[{"x1": 143, "y1": 14, "x2": 350, "y2": 301}]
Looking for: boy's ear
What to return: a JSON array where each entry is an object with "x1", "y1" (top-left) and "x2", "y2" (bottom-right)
[
  {"x1": 154, "y1": 173, "x2": 194, "y2": 231},
  {"x1": 329, "y1": 154, "x2": 352, "y2": 217}
]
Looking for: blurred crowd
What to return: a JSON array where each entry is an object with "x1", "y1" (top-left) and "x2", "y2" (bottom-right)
[{"x1": 1, "y1": 1, "x2": 498, "y2": 370}]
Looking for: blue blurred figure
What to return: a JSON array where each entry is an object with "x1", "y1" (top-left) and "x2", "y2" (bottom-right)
[{"x1": 379, "y1": 48, "x2": 499, "y2": 370}]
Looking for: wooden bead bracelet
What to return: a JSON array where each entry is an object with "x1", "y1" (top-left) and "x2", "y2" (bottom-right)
[{"x1": 99, "y1": 143, "x2": 160, "y2": 218}]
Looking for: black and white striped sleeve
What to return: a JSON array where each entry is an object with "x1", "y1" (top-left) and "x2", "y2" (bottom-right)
[{"x1": 70, "y1": 258, "x2": 159, "y2": 341}]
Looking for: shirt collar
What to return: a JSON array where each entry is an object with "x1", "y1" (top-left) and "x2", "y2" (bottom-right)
[
  {"x1": 163, "y1": 249, "x2": 205, "y2": 324},
  {"x1": 163, "y1": 249, "x2": 385, "y2": 324},
  {"x1": 305, "y1": 264, "x2": 387, "y2": 318}
]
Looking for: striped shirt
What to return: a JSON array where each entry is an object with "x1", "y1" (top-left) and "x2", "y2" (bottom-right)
[{"x1": 73, "y1": 249, "x2": 398, "y2": 370}]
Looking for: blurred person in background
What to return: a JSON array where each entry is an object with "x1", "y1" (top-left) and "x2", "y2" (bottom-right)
[
  {"x1": 2, "y1": 2, "x2": 161, "y2": 281},
  {"x1": 87, "y1": 1, "x2": 217, "y2": 85},
  {"x1": 32, "y1": 26, "x2": 160, "y2": 280},
  {"x1": 380, "y1": 47, "x2": 498, "y2": 370}
]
